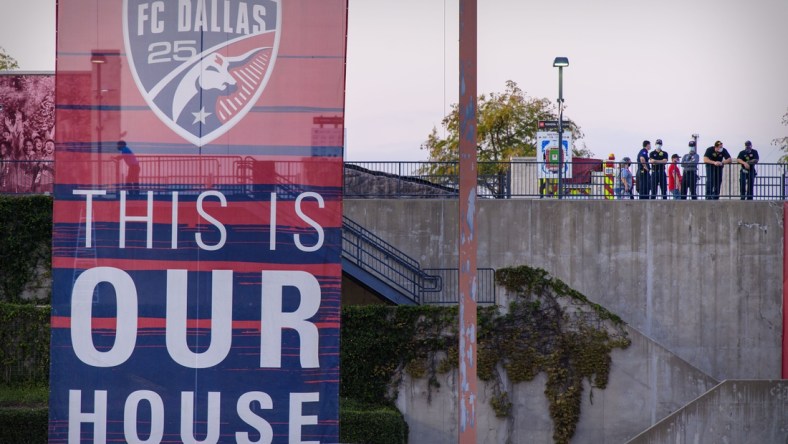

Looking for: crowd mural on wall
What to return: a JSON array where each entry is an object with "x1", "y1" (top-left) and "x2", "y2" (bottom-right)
[{"x1": 0, "y1": 74, "x2": 55, "y2": 194}]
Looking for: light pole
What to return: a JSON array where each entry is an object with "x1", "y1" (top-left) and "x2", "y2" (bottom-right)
[{"x1": 553, "y1": 57, "x2": 569, "y2": 199}]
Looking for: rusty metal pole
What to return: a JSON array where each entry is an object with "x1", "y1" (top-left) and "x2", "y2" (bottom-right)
[{"x1": 458, "y1": 0, "x2": 477, "y2": 442}]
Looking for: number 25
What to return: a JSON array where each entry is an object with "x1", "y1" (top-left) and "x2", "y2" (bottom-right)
[{"x1": 148, "y1": 40, "x2": 197, "y2": 64}]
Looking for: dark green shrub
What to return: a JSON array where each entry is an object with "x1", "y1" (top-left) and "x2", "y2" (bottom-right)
[
  {"x1": 0, "y1": 303, "x2": 50, "y2": 386},
  {"x1": 0, "y1": 407, "x2": 48, "y2": 443},
  {"x1": 340, "y1": 398, "x2": 408, "y2": 444},
  {"x1": 0, "y1": 195, "x2": 53, "y2": 303}
]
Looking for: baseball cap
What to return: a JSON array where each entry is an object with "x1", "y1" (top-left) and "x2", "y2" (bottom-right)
[
  {"x1": 688, "y1": 140, "x2": 696, "y2": 147},
  {"x1": 744, "y1": 140, "x2": 752, "y2": 147},
  {"x1": 656, "y1": 139, "x2": 663, "y2": 145}
]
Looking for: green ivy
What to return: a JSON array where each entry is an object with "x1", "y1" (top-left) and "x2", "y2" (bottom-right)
[
  {"x1": 0, "y1": 195, "x2": 53, "y2": 303},
  {"x1": 340, "y1": 305, "x2": 457, "y2": 405},
  {"x1": 341, "y1": 265, "x2": 630, "y2": 444}
]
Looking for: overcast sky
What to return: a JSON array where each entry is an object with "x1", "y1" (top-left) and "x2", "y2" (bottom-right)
[{"x1": 2, "y1": 0, "x2": 787, "y2": 161}]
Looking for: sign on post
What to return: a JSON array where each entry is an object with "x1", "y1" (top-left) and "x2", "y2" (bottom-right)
[
  {"x1": 537, "y1": 131, "x2": 573, "y2": 179},
  {"x1": 49, "y1": 1, "x2": 348, "y2": 442},
  {"x1": 537, "y1": 120, "x2": 560, "y2": 131},
  {"x1": 537, "y1": 120, "x2": 574, "y2": 131}
]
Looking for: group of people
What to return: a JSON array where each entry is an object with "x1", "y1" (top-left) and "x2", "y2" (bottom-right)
[
  {"x1": 0, "y1": 131, "x2": 55, "y2": 193},
  {"x1": 615, "y1": 139, "x2": 760, "y2": 200}
]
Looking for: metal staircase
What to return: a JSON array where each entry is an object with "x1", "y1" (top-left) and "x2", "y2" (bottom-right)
[{"x1": 341, "y1": 216, "x2": 495, "y2": 305}]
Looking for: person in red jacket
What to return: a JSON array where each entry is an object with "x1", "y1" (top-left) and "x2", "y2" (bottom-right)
[{"x1": 667, "y1": 153, "x2": 682, "y2": 199}]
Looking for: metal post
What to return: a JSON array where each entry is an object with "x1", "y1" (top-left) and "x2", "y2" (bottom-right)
[
  {"x1": 557, "y1": 66, "x2": 564, "y2": 199},
  {"x1": 458, "y1": 0, "x2": 478, "y2": 441}
]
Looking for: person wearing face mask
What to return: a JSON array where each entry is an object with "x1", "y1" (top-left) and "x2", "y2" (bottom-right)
[
  {"x1": 736, "y1": 140, "x2": 759, "y2": 200},
  {"x1": 648, "y1": 138, "x2": 669, "y2": 199},
  {"x1": 616, "y1": 157, "x2": 634, "y2": 199},
  {"x1": 703, "y1": 140, "x2": 732, "y2": 200},
  {"x1": 680, "y1": 140, "x2": 699, "y2": 200}
]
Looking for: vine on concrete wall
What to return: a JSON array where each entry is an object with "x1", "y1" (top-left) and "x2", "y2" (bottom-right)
[
  {"x1": 0, "y1": 195, "x2": 52, "y2": 303},
  {"x1": 485, "y1": 266, "x2": 630, "y2": 443},
  {"x1": 341, "y1": 265, "x2": 630, "y2": 444},
  {"x1": 341, "y1": 305, "x2": 458, "y2": 405}
]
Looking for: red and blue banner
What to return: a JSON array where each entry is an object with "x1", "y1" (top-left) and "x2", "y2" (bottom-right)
[{"x1": 50, "y1": 1, "x2": 346, "y2": 442}]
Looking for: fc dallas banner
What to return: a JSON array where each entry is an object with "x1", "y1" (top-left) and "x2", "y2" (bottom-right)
[{"x1": 50, "y1": 1, "x2": 347, "y2": 442}]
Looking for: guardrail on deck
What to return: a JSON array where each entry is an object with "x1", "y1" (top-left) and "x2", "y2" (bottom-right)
[
  {"x1": 5, "y1": 158, "x2": 785, "y2": 200},
  {"x1": 344, "y1": 160, "x2": 788, "y2": 200}
]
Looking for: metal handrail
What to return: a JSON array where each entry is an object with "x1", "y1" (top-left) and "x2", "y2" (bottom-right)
[
  {"x1": 342, "y1": 216, "x2": 441, "y2": 304},
  {"x1": 7, "y1": 158, "x2": 785, "y2": 200},
  {"x1": 421, "y1": 268, "x2": 497, "y2": 305},
  {"x1": 344, "y1": 160, "x2": 788, "y2": 200},
  {"x1": 342, "y1": 216, "x2": 497, "y2": 305}
]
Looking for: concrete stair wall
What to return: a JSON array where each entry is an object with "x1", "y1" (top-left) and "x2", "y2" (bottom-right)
[{"x1": 627, "y1": 380, "x2": 788, "y2": 444}]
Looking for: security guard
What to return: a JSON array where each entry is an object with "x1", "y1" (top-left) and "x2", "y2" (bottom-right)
[
  {"x1": 702, "y1": 141, "x2": 732, "y2": 200},
  {"x1": 736, "y1": 140, "x2": 759, "y2": 200},
  {"x1": 648, "y1": 138, "x2": 669, "y2": 199},
  {"x1": 637, "y1": 140, "x2": 651, "y2": 199}
]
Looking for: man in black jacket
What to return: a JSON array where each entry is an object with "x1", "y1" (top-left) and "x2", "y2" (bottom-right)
[{"x1": 703, "y1": 140, "x2": 732, "y2": 200}]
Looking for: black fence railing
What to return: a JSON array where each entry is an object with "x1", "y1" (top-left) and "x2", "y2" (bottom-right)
[
  {"x1": 345, "y1": 160, "x2": 788, "y2": 200},
  {"x1": 7, "y1": 159, "x2": 785, "y2": 200},
  {"x1": 342, "y1": 216, "x2": 497, "y2": 305},
  {"x1": 0, "y1": 157, "x2": 327, "y2": 197},
  {"x1": 421, "y1": 268, "x2": 496, "y2": 305},
  {"x1": 342, "y1": 216, "x2": 439, "y2": 304}
]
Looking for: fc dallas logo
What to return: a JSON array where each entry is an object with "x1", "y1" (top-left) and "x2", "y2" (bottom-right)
[{"x1": 123, "y1": 0, "x2": 281, "y2": 146}]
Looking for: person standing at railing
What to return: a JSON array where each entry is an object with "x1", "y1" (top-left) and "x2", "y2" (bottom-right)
[
  {"x1": 703, "y1": 140, "x2": 732, "y2": 200},
  {"x1": 117, "y1": 140, "x2": 140, "y2": 196},
  {"x1": 680, "y1": 141, "x2": 699, "y2": 199},
  {"x1": 668, "y1": 154, "x2": 682, "y2": 199},
  {"x1": 736, "y1": 140, "x2": 759, "y2": 200},
  {"x1": 637, "y1": 140, "x2": 651, "y2": 199},
  {"x1": 615, "y1": 157, "x2": 634, "y2": 199},
  {"x1": 649, "y1": 139, "x2": 669, "y2": 199}
]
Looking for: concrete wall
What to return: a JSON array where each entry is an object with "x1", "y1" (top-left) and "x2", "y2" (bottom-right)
[
  {"x1": 394, "y1": 324, "x2": 719, "y2": 444},
  {"x1": 344, "y1": 200, "x2": 784, "y2": 381},
  {"x1": 627, "y1": 380, "x2": 788, "y2": 444}
]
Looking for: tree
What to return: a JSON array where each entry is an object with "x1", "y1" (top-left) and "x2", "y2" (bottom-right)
[
  {"x1": 774, "y1": 108, "x2": 788, "y2": 163},
  {"x1": 420, "y1": 80, "x2": 587, "y2": 196},
  {"x1": 0, "y1": 47, "x2": 19, "y2": 71}
]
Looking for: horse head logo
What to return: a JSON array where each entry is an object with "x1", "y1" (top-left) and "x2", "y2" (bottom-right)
[
  {"x1": 172, "y1": 52, "x2": 238, "y2": 123},
  {"x1": 123, "y1": 0, "x2": 281, "y2": 147}
]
